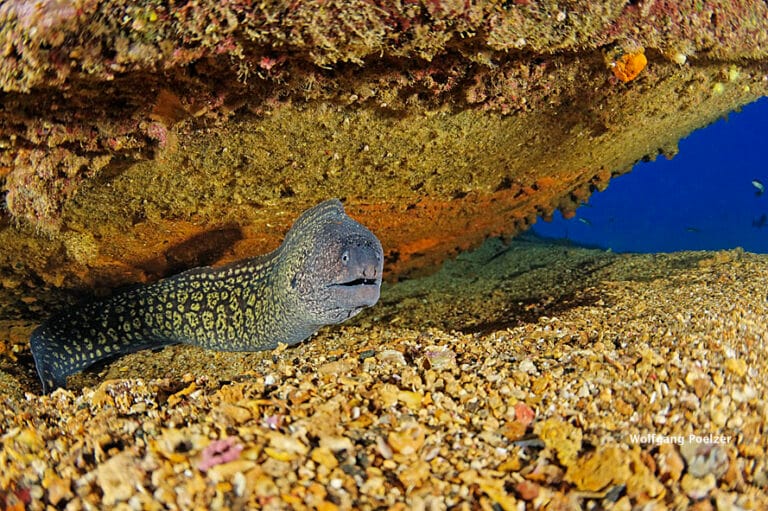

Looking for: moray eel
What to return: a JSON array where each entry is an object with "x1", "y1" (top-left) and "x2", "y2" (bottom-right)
[{"x1": 30, "y1": 199, "x2": 383, "y2": 393}]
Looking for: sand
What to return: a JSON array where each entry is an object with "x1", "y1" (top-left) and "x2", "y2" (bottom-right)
[{"x1": 1, "y1": 235, "x2": 766, "y2": 510}]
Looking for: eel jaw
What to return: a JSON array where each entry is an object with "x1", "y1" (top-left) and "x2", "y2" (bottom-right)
[
  {"x1": 333, "y1": 277, "x2": 379, "y2": 287},
  {"x1": 328, "y1": 277, "x2": 382, "y2": 309}
]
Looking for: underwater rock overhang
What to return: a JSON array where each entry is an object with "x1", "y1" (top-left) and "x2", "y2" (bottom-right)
[{"x1": 0, "y1": 0, "x2": 768, "y2": 292}]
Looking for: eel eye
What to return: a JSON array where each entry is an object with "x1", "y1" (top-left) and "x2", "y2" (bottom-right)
[{"x1": 341, "y1": 251, "x2": 349, "y2": 264}]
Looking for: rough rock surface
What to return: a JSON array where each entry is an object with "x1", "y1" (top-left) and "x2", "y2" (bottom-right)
[{"x1": 1, "y1": 0, "x2": 767, "y2": 302}]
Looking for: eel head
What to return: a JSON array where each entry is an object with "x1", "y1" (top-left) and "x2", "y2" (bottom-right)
[{"x1": 286, "y1": 199, "x2": 383, "y2": 324}]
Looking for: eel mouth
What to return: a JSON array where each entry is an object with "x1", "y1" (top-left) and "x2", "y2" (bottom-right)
[
  {"x1": 332, "y1": 278, "x2": 379, "y2": 287},
  {"x1": 328, "y1": 277, "x2": 382, "y2": 310}
]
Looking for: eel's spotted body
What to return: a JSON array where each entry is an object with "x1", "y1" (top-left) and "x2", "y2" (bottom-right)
[{"x1": 30, "y1": 199, "x2": 383, "y2": 392}]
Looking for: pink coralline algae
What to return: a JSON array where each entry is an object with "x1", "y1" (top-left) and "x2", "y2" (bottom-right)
[
  {"x1": 5, "y1": 148, "x2": 112, "y2": 231},
  {"x1": 514, "y1": 402, "x2": 536, "y2": 426},
  {"x1": 196, "y1": 437, "x2": 244, "y2": 472},
  {"x1": 143, "y1": 121, "x2": 169, "y2": 148}
]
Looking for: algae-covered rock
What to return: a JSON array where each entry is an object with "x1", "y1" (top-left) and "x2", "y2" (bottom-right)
[{"x1": 0, "y1": 0, "x2": 767, "y2": 302}]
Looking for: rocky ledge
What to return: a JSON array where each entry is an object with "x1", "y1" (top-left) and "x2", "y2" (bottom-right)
[{"x1": 0, "y1": 1, "x2": 767, "y2": 302}]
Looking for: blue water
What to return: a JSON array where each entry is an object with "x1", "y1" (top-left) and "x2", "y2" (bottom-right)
[{"x1": 533, "y1": 97, "x2": 768, "y2": 253}]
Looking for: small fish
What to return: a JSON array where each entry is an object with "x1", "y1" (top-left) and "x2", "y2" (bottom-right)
[
  {"x1": 752, "y1": 179, "x2": 765, "y2": 196},
  {"x1": 753, "y1": 214, "x2": 768, "y2": 228},
  {"x1": 685, "y1": 226, "x2": 701, "y2": 233},
  {"x1": 577, "y1": 217, "x2": 592, "y2": 226}
]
